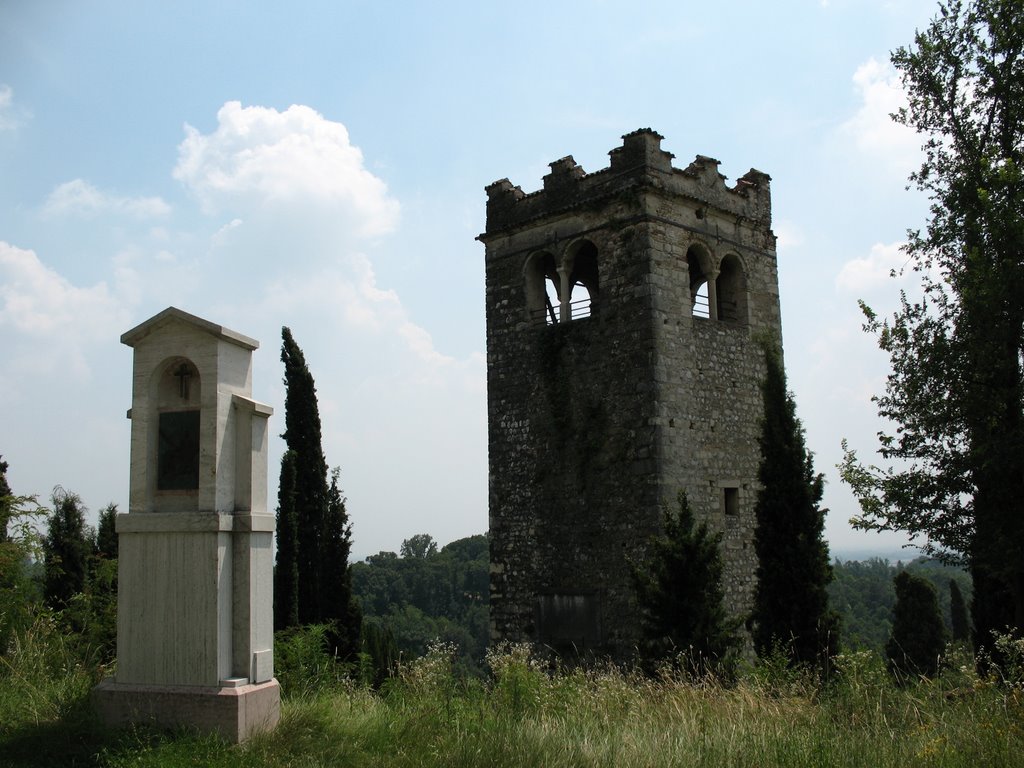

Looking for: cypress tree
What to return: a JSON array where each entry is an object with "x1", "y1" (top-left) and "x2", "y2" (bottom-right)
[
  {"x1": 96, "y1": 503, "x2": 118, "y2": 560},
  {"x1": 274, "y1": 449, "x2": 300, "y2": 631},
  {"x1": 949, "y1": 578, "x2": 971, "y2": 645},
  {"x1": 751, "y1": 344, "x2": 839, "y2": 669},
  {"x1": 43, "y1": 487, "x2": 93, "y2": 609},
  {"x1": 279, "y1": 327, "x2": 361, "y2": 649},
  {"x1": 280, "y1": 327, "x2": 329, "y2": 625},
  {"x1": 0, "y1": 455, "x2": 10, "y2": 544},
  {"x1": 886, "y1": 570, "x2": 947, "y2": 680},
  {"x1": 630, "y1": 492, "x2": 741, "y2": 674},
  {"x1": 322, "y1": 468, "x2": 362, "y2": 660}
]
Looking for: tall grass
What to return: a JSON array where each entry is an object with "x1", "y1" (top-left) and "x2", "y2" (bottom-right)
[{"x1": 1, "y1": 629, "x2": 1022, "y2": 767}]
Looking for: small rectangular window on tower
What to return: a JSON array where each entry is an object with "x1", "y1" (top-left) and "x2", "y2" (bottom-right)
[{"x1": 723, "y1": 486, "x2": 739, "y2": 516}]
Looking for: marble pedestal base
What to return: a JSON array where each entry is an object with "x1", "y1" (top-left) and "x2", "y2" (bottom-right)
[{"x1": 93, "y1": 678, "x2": 280, "y2": 744}]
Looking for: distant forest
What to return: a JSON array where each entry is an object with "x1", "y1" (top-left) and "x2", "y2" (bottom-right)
[
  {"x1": 829, "y1": 557, "x2": 971, "y2": 653},
  {"x1": 351, "y1": 533, "x2": 489, "y2": 672},
  {"x1": 350, "y1": 533, "x2": 971, "y2": 667}
]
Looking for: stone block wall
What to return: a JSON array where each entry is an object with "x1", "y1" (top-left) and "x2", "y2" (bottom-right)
[{"x1": 482, "y1": 130, "x2": 781, "y2": 659}]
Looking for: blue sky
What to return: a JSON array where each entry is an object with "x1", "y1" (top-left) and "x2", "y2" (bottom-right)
[{"x1": 1, "y1": 0, "x2": 939, "y2": 559}]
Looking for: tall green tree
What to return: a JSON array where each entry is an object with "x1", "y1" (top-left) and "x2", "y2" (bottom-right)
[
  {"x1": 840, "y1": 0, "x2": 1024, "y2": 648},
  {"x1": 0, "y1": 461, "x2": 46, "y2": 653},
  {"x1": 280, "y1": 326, "x2": 330, "y2": 625},
  {"x1": 274, "y1": 449, "x2": 300, "y2": 631},
  {"x1": 400, "y1": 534, "x2": 438, "y2": 560},
  {"x1": 279, "y1": 327, "x2": 361, "y2": 649},
  {"x1": 42, "y1": 487, "x2": 93, "y2": 610},
  {"x1": 949, "y1": 578, "x2": 971, "y2": 644},
  {"x1": 321, "y1": 468, "x2": 362, "y2": 660},
  {"x1": 96, "y1": 503, "x2": 118, "y2": 560},
  {"x1": 0, "y1": 455, "x2": 11, "y2": 544},
  {"x1": 751, "y1": 345, "x2": 838, "y2": 669},
  {"x1": 630, "y1": 492, "x2": 740, "y2": 674},
  {"x1": 886, "y1": 571, "x2": 947, "y2": 680}
]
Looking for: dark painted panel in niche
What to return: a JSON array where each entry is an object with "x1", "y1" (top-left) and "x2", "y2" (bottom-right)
[{"x1": 158, "y1": 410, "x2": 200, "y2": 490}]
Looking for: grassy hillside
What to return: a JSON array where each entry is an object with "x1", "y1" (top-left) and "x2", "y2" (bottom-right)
[{"x1": 2, "y1": 625, "x2": 1022, "y2": 768}]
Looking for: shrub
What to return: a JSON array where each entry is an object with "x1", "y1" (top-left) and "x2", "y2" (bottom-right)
[{"x1": 274, "y1": 624, "x2": 349, "y2": 699}]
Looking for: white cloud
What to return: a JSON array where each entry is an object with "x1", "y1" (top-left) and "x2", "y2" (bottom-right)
[
  {"x1": 42, "y1": 179, "x2": 171, "y2": 219},
  {"x1": 836, "y1": 241, "x2": 911, "y2": 293},
  {"x1": 0, "y1": 241, "x2": 135, "y2": 392},
  {"x1": 211, "y1": 217, "x2": 243, "y2": 247},
  {"x1": 839, "y1": 58, "x2": 920, "y2": 174},
  {"x1": 774, "y1": 219, "x2": 804, "y2": 250},
  {"x1": 260, "y1": 254, "x2": 402, "y2": 332},
  {"x1": 173, "y1": 102, "x2": 399, "y2": 237},
  {"x1": 398, "y1": 322, "x2": 455, "y2": 366},
  {"x1": 0, "y1": 84, "x2": 25, "y2": 130},
  {"x1": 255, "y1": 253, "x2": 458, "y2": 372},
  {"x1": 0, "y1": 241, "x2": 127, "y2": 337}
]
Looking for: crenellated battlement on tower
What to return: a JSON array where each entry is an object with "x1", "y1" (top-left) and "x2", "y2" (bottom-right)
[{"x1": 483, "y1": 128, "x2": 772, "y2": 237}]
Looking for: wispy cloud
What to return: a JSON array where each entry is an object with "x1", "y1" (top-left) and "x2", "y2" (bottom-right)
[
  {"x1": 0, "y1": 241, "x2": 135, "y2": 391},
  {"x1": 836, "y1": 241, "x2": 912, "y2": 294},
  {"x1": 838, "y1": 58, "x2": 920, "y2": 174},
  {"x1": 0, "y1": 84, "x2": 27, "y2": 131},
  {"x1": 41, "y1": 179, "x2": 171, "y2": 219},
  {"x1": 0, "y1": 241, "x2": 127, "y2": 336}
]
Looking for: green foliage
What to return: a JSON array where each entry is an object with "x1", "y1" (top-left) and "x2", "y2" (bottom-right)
[
  {"x1": 886, "y1": 571, "x2": 948, "y2": 680},
  {"x1": 0, "y1": 454, "x2": 10, "y2": 545},
  {"x1": 279, "y1": 327, "x2": 361, "y2": 649},
  {"x1": 400, "y1": 533, "x2": 438, "y2": 560},
  {"x1": 828, "y1": 557, "x2": 972, "y2": 652},
  {"x1": 752, "y1": 344, "x2": 838, "y2": 669},
  {"x1": 982, "y1": 629, "x2": 1024, "y2": 688},
  {"x1": 351, "y1": 533, "x2": 489, "y2": 673},
  {"x1": 321, "y1": 468, "x2": 362, "y2": 661},
  {"x1": 630, "y1": 492, "x2": 741, "y2": 674},
  {"x1": 273, "y1": 624, "x2": 349, "y2": 699},
  {"x1": 77, "y1": 502, "x2": 120, "y2": 663},
  {"x1": 840, "y1": 0, "x2": 1024, "y2": 649},
  {"x1": 359, "y1": 618, "x2": 398, "y2": 688},
  {"x1": 42, "y1": 487, "x2": 92, "y2": 611},
  {"x1": 96, "y1": 503, "x2": 118, "y2": 560},
  {"x1": 0, "y1": 481, "x2": 46, "y2": 656},
  {"x1": 273, "y1": 450, "x2": 299, "y2": 631},
  {"x1": 828, "y1": 559, "x2": 897, "y2": 652},
  {"x1": 280, "y1": 326, "x2": 330, "y2": 626},
  {"x1": 0, "y1": 612, "x2": 99, "y2": 735},
  {"x1": 950, "y1": 578, "x2": 971, "y2": 644},
  {"x1": 485, "y1": 643, "x2": 548, "y2": 716},
  {"x1": 3, "y1": 625, "x2": 1024, "y2": 767},
  {"x1": 63, "y1": 555, "x2": 119, "y2": 664}
]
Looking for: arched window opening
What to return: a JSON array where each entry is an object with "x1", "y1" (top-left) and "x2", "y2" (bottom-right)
[
  {"x1": 524, "y1": 251, "x2": 561, "y2": 326},
  {"x1": 687, "y1": 246, "x2": 711, "y2": 319},
  {"x1": 716, "y1": 254, "x2": 748, "y2": 324},
  {"x1": 566, "y1": 240, "x2": 599, "y2": 321}
]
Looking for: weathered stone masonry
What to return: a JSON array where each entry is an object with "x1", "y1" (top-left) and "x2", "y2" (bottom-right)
[{"x1": 481, "y1": 129, "x2": 782, "y2": 659}]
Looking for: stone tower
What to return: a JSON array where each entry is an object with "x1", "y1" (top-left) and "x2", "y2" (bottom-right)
[{"x1": 480, "y1": 129, "x2": 781, "y2": 659}]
